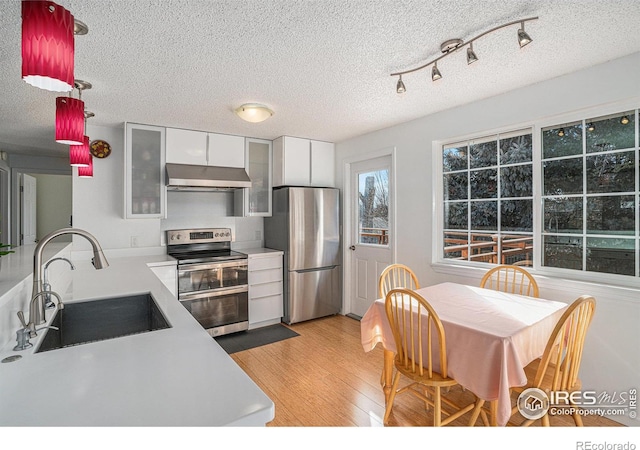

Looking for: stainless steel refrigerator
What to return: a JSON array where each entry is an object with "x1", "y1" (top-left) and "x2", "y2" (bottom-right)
[{"x1": 264, "y1": 187, "x2": 342, "y2": 324}]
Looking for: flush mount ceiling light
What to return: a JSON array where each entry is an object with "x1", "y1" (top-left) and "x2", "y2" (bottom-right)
[
  {"x1": 21, "y1": 1, "x2": 88, "y2": 92},
  {"x1": 391, "y1": 16, "x2": 538, "y2": 94},
  {"x1": 234, "y1": 103, "x2": 274, "y2": 123}
]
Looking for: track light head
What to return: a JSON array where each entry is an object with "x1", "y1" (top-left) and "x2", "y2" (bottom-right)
[
  {"x1": 431, "y1": 63, "x2": 442, "y2": 81},
  {"x1": 396, "y1": 75, "x2": 406, "y2": 94},
  {"x1": 620, "y1": 115, "x2": 630, "y2": 125},
  {"x1": 587, "y1": 123, "x2": 595, "y2": 132},
  {"x1": 466, "y1": 44, "x2": 478, "y2": 65},
  {"x1": 518, "y1": 22, "x2": 533, "y2": 48},
  {"x1": 557, "y1": 128, "x2": 565, "y2": 137}
]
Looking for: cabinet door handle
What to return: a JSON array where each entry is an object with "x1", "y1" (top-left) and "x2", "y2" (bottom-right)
[{"x1": 349, "y1": 245, "x2": 356, "y2": 251}]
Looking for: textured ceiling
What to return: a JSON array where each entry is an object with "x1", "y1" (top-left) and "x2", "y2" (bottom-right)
[{"x1": 1, "y1": 0, "x2": 639, "y2": 158}]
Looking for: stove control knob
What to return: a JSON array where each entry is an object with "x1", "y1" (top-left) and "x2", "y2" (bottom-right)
[
  {"x1": 225, "y1": 232, "x2": 230, "y2": 237},
  {"x1": 176, "y1": 234, "x2": 182, "y2": 241},
  {"x1": 215, "y1": 233, "x2": 219, "y2": 237}
]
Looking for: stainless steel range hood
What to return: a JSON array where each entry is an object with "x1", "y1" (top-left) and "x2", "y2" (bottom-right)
[{"x1": 166, "y1": 163, "x2": 251, "y2": 191}]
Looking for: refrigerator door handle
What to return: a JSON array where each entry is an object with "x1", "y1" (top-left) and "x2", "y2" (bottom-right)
[{"x1": 293, "y1": 265, "x2": 339, "y2": 273}]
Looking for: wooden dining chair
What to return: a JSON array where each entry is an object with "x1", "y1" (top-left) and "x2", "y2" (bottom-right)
[
  {"x1": 480, "y1": 264, "x2": 539, "y2": 297},
  {"x1": 383, "y1": 288, "x2": 478, "y2": 426},
  {"x1": 378, "y1": 263, "x2": 420, "y2": 298},
  {"x1": 510, "y1": 295, "x2": 596, "y2": 426},
  {"x1": 377, "y1": 264, "x2": 420, "y2": 385}
]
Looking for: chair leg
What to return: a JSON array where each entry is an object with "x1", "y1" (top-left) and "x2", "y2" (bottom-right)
[
  {"x1": 571, "y1": 401, "x2": 584, "y2": 427},
  {"x1": 383, "y1": 372, "x2": 401, "y2": 425},
  {"x1": 468, "y1": 399, "x2": 485, "y2": 426},
  {"x1": 434, "y1": 386, "x2": 442, "y2": 427}
]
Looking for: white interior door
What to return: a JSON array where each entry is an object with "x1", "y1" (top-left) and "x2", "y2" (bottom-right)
[
  {"x1": 21, "y1": 173, "x2": 37, "y2": 245},
  {"x1": 348, "y1": 155, "x2": 393, "y2": 318}
]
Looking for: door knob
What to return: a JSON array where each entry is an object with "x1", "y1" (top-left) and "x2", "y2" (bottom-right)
[{"x1": 349, "y1": 245, "x2": 356, "y2": 251}]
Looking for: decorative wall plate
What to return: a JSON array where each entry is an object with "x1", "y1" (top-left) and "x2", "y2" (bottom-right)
[{"x1": 90, "y1": 139, "x2": 112, "y2": 158}]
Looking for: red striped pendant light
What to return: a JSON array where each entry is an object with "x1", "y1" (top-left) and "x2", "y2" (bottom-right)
[
  {"x1": 78, "y1": 154, "x2": 93, "y2": 178},
  {"x1": 69, "y1": 135, "x2": 90, "y2": 167},
  {"x1": 21, "y1": 1, "x2": 75, "y2": 92},
  {"x1": 55, "y1": 96, "x2": 84, "y2": 145}
]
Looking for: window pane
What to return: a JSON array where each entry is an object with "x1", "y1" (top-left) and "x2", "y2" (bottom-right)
[
  {"x1": 586, "y1": 112, "x2": 635, "y2": 153},
  {"x1": 542, "y1": 123, "x2": 582, "y2": 159},
  {"x1": 470, "y1": 169, "x2": 497, "y2": 199},
  {"x1": 500, "y1": 134, "x2": 532, "y2": 164},
  {"x1": 470, "y1": 201, "x2": 497, "y2": 230},
  {"x1": 358, "y1": 169, "x2": 389, "y2": 245},
  {"x1": 444, "y1": 202, "x2": 467, "y2": 230},
  {"x1": 470, "y1": 141, "x2": 497, "y2": 169},
  {"x1": 586, "y1": 237, "x2": 635, "y2": 276},
  {"x1": 443, "y1": 173, "x2": 468, "y2": 200},
  {"x1": 586, "y1": 151, "x2": 635, "y2": 193},
  {"x1": 468, "y1": 233, "x2": 497, "y2": 264},
  {"x1": 444, "y1": 231, "x2": 468, "y2": 260},
  {"x1": 501, "y1": 200, "x2": 533, "y2": 232},
  {"x1": 501, "y1": 234, "x2": 533, "y2": 265},
  {"x1": 543, "y1": 198, "x2": 583, "y2": 233},
  {"x1": 587, "y1": 195, "x2": 635, "y2": 235},
  {"x1": 544, "y1": 235, "x2": 583, "y2": 270},
  {"x1": 443, "y1": 146, "x2": 468, "y2": 172},
  {"x1": 501, "y1": 165, "x2": 532, "y2": 197},
  {"x1": 543, "y1": 158, "x2": 583, "y2": 195}
]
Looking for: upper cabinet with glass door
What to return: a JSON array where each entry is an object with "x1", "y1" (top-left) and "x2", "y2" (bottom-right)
[
  {"x1": 235, "y1": 138, "x2": 272, "y2": 217},
  {"x1": 125, "y1": 123, "x2": 166, "y2": 218}
]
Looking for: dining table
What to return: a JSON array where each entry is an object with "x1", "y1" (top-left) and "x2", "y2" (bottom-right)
[{"x1": 360, "y1": 281, "x2": 568, "y2": 426}]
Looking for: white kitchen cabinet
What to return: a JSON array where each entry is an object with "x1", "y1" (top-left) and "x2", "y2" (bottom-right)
[
  {"x1": 272, "y1": 136, "x2": 335, "y2": 187},
  {"x1": 207, "y1": 133, "x2": 245, "y2": 168},
  {"x1": 165, "y1": 128, "x2": 244, "y2": 168},
  {"x1": 148, "y1": 263, "x2": 177, "y2": 297},
  {"x1": 125, "y1": 123, "x2": 166, "y2": 219},
  {"x1": 310, "y1": 139, "x2": 335, "y2": 187},
  {"x1": 234, "y1": 138, "x2": 272, "y2": 217},
  {"x1": 165, "y1": 128, "x2": 208, "y2": 165},
  {"x1": 247, "y1": 251, "x2": 283, "y2": 329}
]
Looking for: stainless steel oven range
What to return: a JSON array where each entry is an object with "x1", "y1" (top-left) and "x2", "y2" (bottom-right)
[{"x1": 166, "y1": 228, "x2": 248, "y2": 337}]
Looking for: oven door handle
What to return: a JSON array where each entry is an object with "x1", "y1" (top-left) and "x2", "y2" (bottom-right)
[
  {"x1": 178, "y1": 285, "x2": 249, "y2": 302},
  {"x1": 178, "y1": 261, "x2": 247, "y2": 273}
]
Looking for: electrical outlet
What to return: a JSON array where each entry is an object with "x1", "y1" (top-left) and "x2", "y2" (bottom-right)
[{"x1": 131, "y1": 236, "x2": 139, "y2": 247}]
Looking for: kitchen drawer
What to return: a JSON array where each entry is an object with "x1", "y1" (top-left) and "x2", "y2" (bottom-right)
[
  {"x1": 250, "y1": 281, "x2": 283, "y2": 299},
  {"x1": 248, "y1": 255, "x2": 282, "y2": 271},
  {"x1": 249, "y1": 293, "x2": 283, "y2": 325},
  {"x1": 249, "y1": 267, "x2": 282, "y2": 285}
]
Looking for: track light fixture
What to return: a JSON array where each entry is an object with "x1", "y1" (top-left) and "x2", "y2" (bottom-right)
[
  {"x1": 391, "y1": 16, "x2": 538, "y2": 93},
  {"x1": 466, "y1": 43, "x2": 478, "y2": 65},
  {"x1": 587, "y1": 123, "x2": 595, "y2": 132},
  {"x1": 557, "y1": 128, "x2": 565, "y2": 137},
  {"x1": 396, "y1": 75, "x2": 406, "y2": 94},
  {"x1": 620, "y1": 115, "x2": 630, "y2": 125},
  {"x1": 431, "y1": 62, "x2": 442, "y2": 81}
]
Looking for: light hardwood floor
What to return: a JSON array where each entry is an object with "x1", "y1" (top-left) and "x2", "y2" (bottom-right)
[{"x1": 231, "y1": 314, "x2": 622, "y2": 427}]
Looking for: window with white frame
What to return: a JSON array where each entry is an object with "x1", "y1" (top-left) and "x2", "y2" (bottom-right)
[{"x1": 440, "y1": 108, "x2": 639, "y2": 280}]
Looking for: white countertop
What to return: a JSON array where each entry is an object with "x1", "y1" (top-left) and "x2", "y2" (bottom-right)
[
  {"x1": 241, "y1": 247, "x2": 284, "y2": 256},
  {"x1": 0, "y1": 252, "x2": 274, "y2": 426}
]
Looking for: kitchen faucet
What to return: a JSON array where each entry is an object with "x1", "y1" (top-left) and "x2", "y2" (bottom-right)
[
  {"x1": 43, "y1": 257, "x2": 75, "y2": 309},
  {"x1": 29, "y1": 228, "x2": 109, "y2": 327}
]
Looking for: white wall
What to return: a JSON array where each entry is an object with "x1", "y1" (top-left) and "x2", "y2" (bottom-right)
[
  {"x1": 34, "y1": 174, "x2": 72, "y2": 241},
  {"x1": 72, "y1": 124, "x2": 264, "y2": 255},
  {"x1": 336, "y1": 51, "x2": 640, "y2": 426}
]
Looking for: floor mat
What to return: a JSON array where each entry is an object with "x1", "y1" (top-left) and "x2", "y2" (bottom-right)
[{"x1": 214, "y1": 323, "x2": 299, "y2": 354}]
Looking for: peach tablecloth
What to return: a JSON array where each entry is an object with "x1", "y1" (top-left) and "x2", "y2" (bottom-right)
[{"x1": 360, "y1": 282, "x2": 568, "y2": 426}]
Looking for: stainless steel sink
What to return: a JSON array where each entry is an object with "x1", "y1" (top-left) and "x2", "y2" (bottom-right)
[{"x1": 35, "y1": 293, "x2": 170, "y2": 353}]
